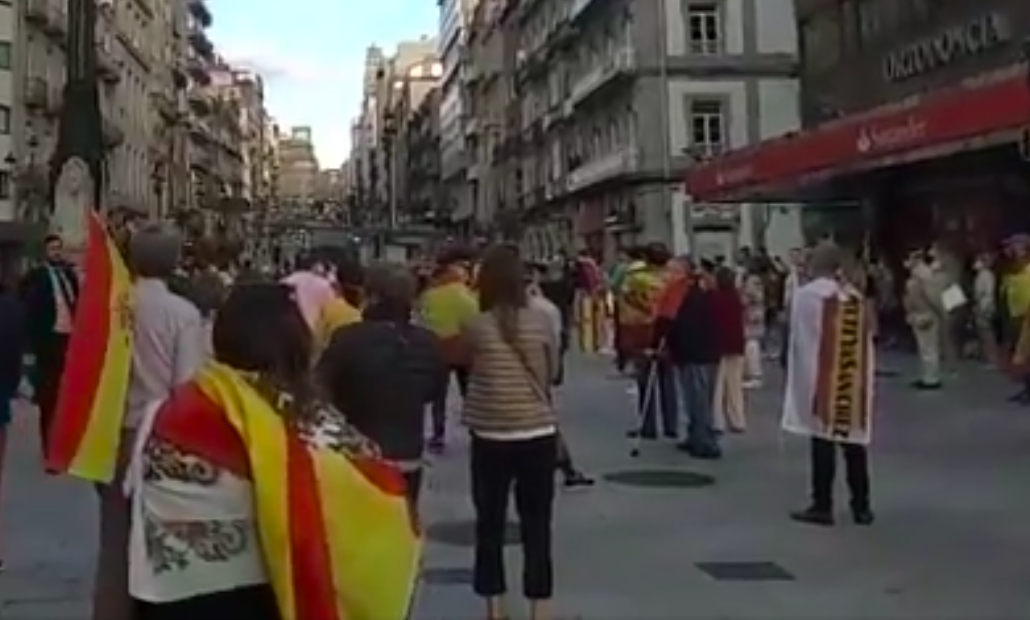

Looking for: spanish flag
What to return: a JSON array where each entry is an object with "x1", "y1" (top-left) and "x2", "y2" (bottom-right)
[
  {"x1": 183, "y1": 361, "x2": 421, "y2": 620},
  {"x1": 46, "y1": 211, "x2": 133, "y2": 483}
]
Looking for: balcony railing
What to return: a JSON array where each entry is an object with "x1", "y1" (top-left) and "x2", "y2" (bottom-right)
[
  {"x1": 566, "y1": 146, "x2": 637, "y2": 193},
  {"x1": 26, "y1": 0, "x2": 48, "y2": 24},
  {"x1": 568, "y1": 46, "x2": 635, "y2": 108}
]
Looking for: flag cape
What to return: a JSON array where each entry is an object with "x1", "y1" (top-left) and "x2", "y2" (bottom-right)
[
  {"x1": 781, "y1": 278, "x2": 874, "y2": 445},
  {"x1": 46, "y1": 211, "x2": 133, "y2": 482},
  {"x1": 178, "y1": 362, "x2": 421, "y2": 620}
]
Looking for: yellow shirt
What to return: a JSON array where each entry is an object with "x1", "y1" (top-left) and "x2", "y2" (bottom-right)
[
  {"x1": 317, "y1": 297, "x2": 361, "y2": 349},
  {"x1": 1005, "y1": 264, "x2": 1030, "y2": 319}
]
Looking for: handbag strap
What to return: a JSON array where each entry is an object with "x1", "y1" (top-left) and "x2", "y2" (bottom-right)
[{"x1": 493, "y1": 313, "x2": 551, "y2": 405}]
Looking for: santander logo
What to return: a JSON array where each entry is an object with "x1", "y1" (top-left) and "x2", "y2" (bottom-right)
[{"x1": 855, "y1": 115, "x2": 928, "y2": 155}]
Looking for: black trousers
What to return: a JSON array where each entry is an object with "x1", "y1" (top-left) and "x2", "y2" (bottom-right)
[
  {"x1": 429, "y1": 366, "x2": 469, "y2": 438},
  {"x1": 471, "y1": 433, "x2": 557, "y2": 600},
  {"x1": 31, "y1": 333, "x2": 68, "y2": 453},
  {"x1": 809, "y1": 437, "x2": 871, "y2": 512}
]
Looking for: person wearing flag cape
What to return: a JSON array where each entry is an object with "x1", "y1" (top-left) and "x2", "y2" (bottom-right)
[
  {"x1": 48, "y1": 223, "x2": 421, "y2": 620},
  {"x1": 781, "y1": 242, "x2": 875, "y2": 527}
]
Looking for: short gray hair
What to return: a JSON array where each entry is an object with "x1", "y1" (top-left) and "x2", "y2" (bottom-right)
[
  {"x1": 364, "y1": 262, "x2": 416, "y2": 305},
  {"x1": 807, "y1": 241, "x2": 842, "y2": 276},
  {"x1": 128, "y1": 223, "x2": 182, "y2": 279}
]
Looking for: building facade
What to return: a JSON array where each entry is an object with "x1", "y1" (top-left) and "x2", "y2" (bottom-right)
[
  {"x1": 503, "y1": 0, "x2": 801, "y2": 258},
  {"x1": 0, "y1": 2, "x2": 14, "y2": 222},
  {"x1": 276, "y1": 126, "x2": 320, "y2": 206},
  {"x1": 686, "y1": 0, "x2": 1030, "y2": 267},
  {"x1": 437, "y1": 0, "x2": 480, "y2": 228},
  {"x1": 397, "y1": 76, "x2": 441, "y2": 226}
]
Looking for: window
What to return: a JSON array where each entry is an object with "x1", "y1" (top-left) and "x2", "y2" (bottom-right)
[
  {"x1": 684, "y1": 2, "x2": 722, "y2": 55},
  {"x1": 0, "y1": 42, "x2": 10, "y2": 70},
  {"x1": 0, "y1": 106, "x2": 10, "y2": 134},
  {"x1": 0, "y1": 172, "x2": 9, "y2": 200},
  {"x1": 687, "y1": 98, "x2": 726, "y2": 156}
]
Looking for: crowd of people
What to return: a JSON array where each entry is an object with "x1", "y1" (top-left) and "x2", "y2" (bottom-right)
[{"x1": 9, "y1": 216, "x2": 1030, "y2": 619}]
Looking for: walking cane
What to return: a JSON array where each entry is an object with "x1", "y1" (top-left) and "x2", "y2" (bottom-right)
[{"x1": 629, "y1": 348, "x2": 662, "y2": 458}]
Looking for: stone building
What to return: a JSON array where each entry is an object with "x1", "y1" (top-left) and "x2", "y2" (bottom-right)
[
  {"x1": 276, "y1": 126, "x2": 320, "y2": 206},
  {"x1": 13, "y1": 0, "x2": 194, "y2": 220},
  {"x1": 506, "y1": 0, "x2": 800, "y2": 258}
]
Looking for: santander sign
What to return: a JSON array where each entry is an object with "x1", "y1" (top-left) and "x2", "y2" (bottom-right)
[{"x1": 855, "y1": 115, "x2": 928, "y2": 155}]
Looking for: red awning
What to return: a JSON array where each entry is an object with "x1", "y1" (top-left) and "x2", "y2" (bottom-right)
[{"x1": 685, "y1": 72, "x2": 1030, "y2": 202}]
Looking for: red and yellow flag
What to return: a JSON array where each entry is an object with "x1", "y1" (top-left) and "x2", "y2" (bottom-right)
[
  {"x1": 192, "y1": 362, "x2": 421, "y2": 620},
  {"x1": 46, "y1": 211, "x2": 133, "y2": 483}
]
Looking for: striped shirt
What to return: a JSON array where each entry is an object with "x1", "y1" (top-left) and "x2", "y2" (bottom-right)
[{"x1": 461, "y1": 307, "x2": 557, "y2": 434}]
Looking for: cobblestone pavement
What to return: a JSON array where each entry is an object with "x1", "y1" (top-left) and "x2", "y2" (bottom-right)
[{"x1": 3, "y1": 354, "x2": 1030, "y2": 618}]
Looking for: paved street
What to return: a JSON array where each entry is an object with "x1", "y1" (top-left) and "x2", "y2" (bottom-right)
[{"x1": 3, "y1": 355, "x2": 1030, "y2": 618}]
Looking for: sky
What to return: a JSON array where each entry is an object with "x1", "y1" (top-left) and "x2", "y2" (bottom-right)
[{"x1": 208, "y1": 0, "x2": 439, "y2": 168}]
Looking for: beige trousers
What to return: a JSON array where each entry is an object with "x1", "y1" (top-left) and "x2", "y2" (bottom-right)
[
  {"x1": 91, "y1": 430, "x2": 136, "y2": 620},
  {"x1": 713, "y1": 355, "x2": 746, "y2": 431}
]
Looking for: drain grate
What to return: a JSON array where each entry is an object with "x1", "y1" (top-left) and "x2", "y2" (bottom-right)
[
  {"x1": 425, "y1": 520, "x2": 520, "y2": 547},
  {"x1": 604, "y1": 469, "x2": 715, "y2": 488},
  {"x1": 696, "y1": 561, "x2": 795, "y2": 582},
  {"x1": 421, "y1": 567, "x2": 473, "y2": 585}
]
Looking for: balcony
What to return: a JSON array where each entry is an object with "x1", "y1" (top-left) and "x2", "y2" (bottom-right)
[
  {"x1": 568, "y1": 46, "x2": 636, "y2": 108},
  {"x1": 187, "y1": 0, "x2": 213, "y2": 28},
  {"x1": 26, "y1": 0, "x2": 48, "y2": 25},
  {"x1": 189, "y1": 31, "x2": 215, "y2": 61},
  {"x1": 43, "y1": 3, "x2": 68, "y2": 41},
  {"x1": 566, "y1": 146, "x2": 637, "y2": 193},
  {"x1": 188, "y1": 90, "x2": 212, "y2": 116},
  {"x1": 24, "y1": 77, "x2": 49, "y2": 111},
  {"x1": 150, "y1": 92, "x2": 179, "y2": 122},
  {"x1": 186, "y1": 56, "x2": 212, "y2": 86}
]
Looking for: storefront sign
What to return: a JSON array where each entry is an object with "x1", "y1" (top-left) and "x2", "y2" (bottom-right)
[{"x1": 883, "y1": 13, "x2": 1010, "y2": 82}]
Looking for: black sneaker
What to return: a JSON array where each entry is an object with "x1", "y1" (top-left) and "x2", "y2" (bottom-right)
[
  {"x1": 851, "y1": 508, "x2": 875, "y2": 526},
  {"x1": 563, "y1": 471, "x2": 595, "y2": 489},
  {"x1": 790, "y1": 506, "x2": 834, "y2": 526}
]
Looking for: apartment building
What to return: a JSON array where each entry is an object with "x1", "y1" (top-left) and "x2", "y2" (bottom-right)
[
  {"x1": 465, "y1": 0, "x2": 521, "y2": 240},
  {"x1": 437, "y1": 0, "x2": 480, "y2": 226},
  {"x1": 687, "y1": 0, "x2": 1030, "y2": 261},
  {"x1": 15, "y1": 0, "x2": 183, "y2": 219},
  {"x1": 350, "y1": 46, "x2": 387, "y2": 226},
  {"x1": 218, "y1": 69, "x2": 270, "y2": 205},
  {"x1": 0, "y1": 2, "x2": 13, "y2": 222},
  {"x1": 394, "y1": 68, "x2": 441, "y2": 225},
  {"x1": 509, "y1": 0, "x2": 801, "y2": 258},
  {"x1": 277, "y1": 126, "x2": 320, "y2": 205},
  {"x1": 366, "y1": 38, "x2": 437, "y2": 227}
]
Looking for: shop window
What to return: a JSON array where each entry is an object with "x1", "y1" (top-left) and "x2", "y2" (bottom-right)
[{"x1": 682, "y1": 1, "x2": 722, "y2": 55}]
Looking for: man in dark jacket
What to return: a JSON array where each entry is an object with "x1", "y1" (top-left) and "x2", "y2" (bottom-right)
[
  {"x1": 651, "y1": 259, "x2": 722, "y2": 459},
  {"x1": 317, "y1": 263, "x2": 445, "y2": 517},
  {"x1": 19, "y1": 234, "x2": 78, "y2": 449}
]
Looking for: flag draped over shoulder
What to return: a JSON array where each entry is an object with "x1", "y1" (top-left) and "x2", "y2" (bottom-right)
[
  {"x1": 46, "y1": 211, "x2": 133, "y2": 482},
  {"x1": 194, "y1": 362, "x2": 421, "y2": 620},
  {"x1": 781, "y1": 278, "x2": 874, "y2": 445}
]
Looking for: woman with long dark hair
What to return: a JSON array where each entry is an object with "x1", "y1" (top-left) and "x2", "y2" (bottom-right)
[
  {"x1": 463, "y1": 245, "x2": 558, "y2": 620},
  {"x1": 125, "y1": 283, "x2": 414, "y2": 620}
]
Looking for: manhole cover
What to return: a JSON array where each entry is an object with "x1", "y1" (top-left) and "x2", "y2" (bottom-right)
[
  {"x1": 425, "y1": 520, "x2": 520, "y2": 547},
  {"x1": 604, "y1": 469, "x2": 715, "y2": 488},
  {"x1": 422, "y1": 567, "x2": 473, "y2": 585},
  {"x1": 696, "y1": 561, "x2": 794, "y2": 581}
]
